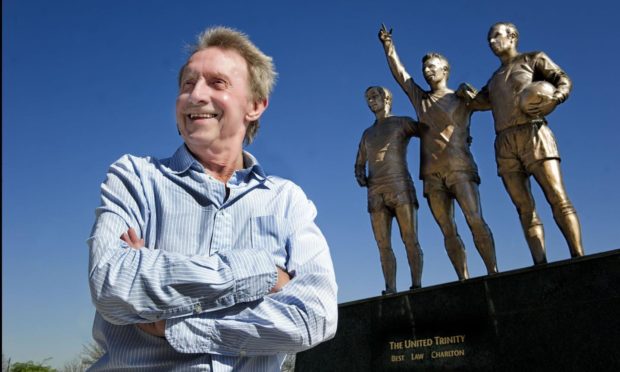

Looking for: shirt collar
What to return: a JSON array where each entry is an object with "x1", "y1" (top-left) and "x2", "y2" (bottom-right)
[
  {"x1": 168, "y1": 145, "x2": 201, "y2": 174},
  {"x1": 229, "y1": 151, "x2": 268, "y2": 186},
  {"x1": 168, "y1": 144, "x2": 270, "y2": 186}
]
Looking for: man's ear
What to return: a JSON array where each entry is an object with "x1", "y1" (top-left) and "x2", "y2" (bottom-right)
[
  {"x1": 509, "y1": 32, "x2": 518, "y2": 42},
  {"x1": 246, "y1": 99, "x2": 268, "y2": 122}
]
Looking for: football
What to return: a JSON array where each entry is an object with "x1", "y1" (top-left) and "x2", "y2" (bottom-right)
[{"x1": 519, "y1": 80, "x2": 557, "y2": 117}]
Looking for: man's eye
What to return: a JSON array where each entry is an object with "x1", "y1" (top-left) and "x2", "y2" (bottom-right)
[
  {"x1": 179, "y1": 81, "x2": 194, "y2": 93},
  {"x1": 211, "y1": 79, "x2": 228, "y2": 89}
]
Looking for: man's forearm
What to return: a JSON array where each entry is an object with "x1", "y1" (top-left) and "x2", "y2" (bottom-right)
[
  {"x1": 383, "y1": 42, "x2": 411, "y2": 89},
  {"x1": 165, "y1": 240, "x2": 337, "y2": 355},
  {"x1": 89, "y1": 218, "x2": 278, "y2": 325},
  {"x1": 166, "y1": 276, "x2": 337, "y2": 355}
]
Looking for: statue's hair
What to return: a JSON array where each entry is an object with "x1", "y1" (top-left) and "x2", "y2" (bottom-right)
[
  {"x1": 365, "y1": 86, "x2": 393, "y2": 110},
  {"x1": 489, "y1": 22, "x2": 519, "y2": 45},
  {"x1": 178, "y1": 26, "x2": 277, "y2": 145},
  {"x1": 422, "y1": 52, "x2": 450, "y2": 77}
]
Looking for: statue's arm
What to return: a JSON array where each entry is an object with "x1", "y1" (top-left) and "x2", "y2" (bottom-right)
[
  {"x1": 534, "y1": 52, "x2": 572, "y2": 103},
  {"x1": 379, "y1": 25, "x2": 414, "y2": 91},
  {"x1": 404, "y1": 116, "x2": 420, "y2": 138},
  {"x1": 457, "y1": 83, "x2": 491, "y2": 111},
  {"x1": 355, "y1": 135, "x2": 368, "y2": 187}
]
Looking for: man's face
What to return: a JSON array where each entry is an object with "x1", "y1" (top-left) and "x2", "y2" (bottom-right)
[
  {"x1": 176, "y1": 47, "x2": 263, "y2": 151},
  {"x1": 423, "y1": 57, "x2": 448, "y2": 85},
  {"x1": 366, "y1": 88, "x2": 386, "y2": 113},
  {"x1": 488, "y1": 24, "x2": 515, "y2": 56}
]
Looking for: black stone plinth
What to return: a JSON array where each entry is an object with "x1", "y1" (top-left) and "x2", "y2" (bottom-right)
[{"x1": 296, "y1": 249, "x2": 620, "y2": 371}]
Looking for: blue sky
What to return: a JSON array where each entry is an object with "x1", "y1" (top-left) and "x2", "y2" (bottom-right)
[{"x1": 3, "y1": 0, "x2": 619, "y2": 367}]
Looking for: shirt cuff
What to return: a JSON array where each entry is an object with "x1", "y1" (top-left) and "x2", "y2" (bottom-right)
[
  {"x1": 165, "y1": 249, "x2": 277, "y2": 354},
  {"x1": 219, "y1": 249, "x2": 277, "y2": 304}
]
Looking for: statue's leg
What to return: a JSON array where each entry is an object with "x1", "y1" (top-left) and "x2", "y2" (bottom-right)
[
  {"x1": 500, "y1": 172, "x2": 547, "y2": 264},
  {"x1": 530, "y1": 159, "x2": 584, "y2": 257},
  {"x1": 394, "y1": 203, "x2": 423, "y2": 288},
  {"x1": 453, "y1": 182, "x2": 498, "y2": 274},
  {"x1": 370, "y1": 211, "x2": 397, "y2": 293},
  {"x1": 426, "y1": 191, "x2": 469, "y2": 280}
]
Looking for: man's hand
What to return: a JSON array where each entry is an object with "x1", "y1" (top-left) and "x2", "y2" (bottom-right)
[
  {"x1": 378, "y1": 23, "x2": 393, "y2": 45},
  {"x1": 355, "y1": 167, "x2": 368, "y2": 187},
  {"x1": 121, "y1": 227, "x2": 144, "y2": 249},
  {"x1": 121, "y1": 228, "x2": 165, "y2": 337},
  {"x1": 136, "y1": 320, "x2": 166, "y2": 337},
  {"x1": 270, "y1": 267, "x2": 291, "y2": 293},
  {"x1": 456, "y1": 83, "x2": 478, "y2": 101},
  {"x1": 524, "y1": 92, "x2": 557, "y2": 117},
  {"x1": 356, "y1": 174, "x2": 368, "y2": 187}
]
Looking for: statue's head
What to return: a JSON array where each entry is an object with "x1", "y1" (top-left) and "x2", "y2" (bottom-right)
[
  {"x1": 488, "y1": 22, "x2": 519, "y2": 56},
  {"x1": 422, "y1": 53, "x2": 450, "y2": 85},
  {"x1": 365, "y1": 86, "x2": 392, "y2": 114}
]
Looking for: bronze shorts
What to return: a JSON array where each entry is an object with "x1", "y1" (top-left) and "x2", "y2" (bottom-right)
[
  {"x1": 423, "y1": 171, "x2": 480, "y2": 197},
  {"x1": 495, "y1": 123, "x2": 560, "y2": 176},
  {"x1": 368, "y1": 189, "x2": 419, "y2": 213}
]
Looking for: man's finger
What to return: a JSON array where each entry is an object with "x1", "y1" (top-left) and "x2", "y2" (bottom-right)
[
  {"x1": 121, "y1": 227, "x2": 144, "y2": 249},
  {"x1": 127, "y1": 227, "x2": 140, "y2": 243}
]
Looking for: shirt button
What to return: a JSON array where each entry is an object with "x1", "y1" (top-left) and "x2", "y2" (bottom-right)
[
  {"x1": 239, "y1": 350, "x2": 246, "y2": 357},
  {"x1": 194, "y1": 304, "x2": 202, "y2": 314}
]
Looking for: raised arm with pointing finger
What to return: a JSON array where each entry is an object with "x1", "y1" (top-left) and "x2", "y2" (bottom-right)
[{"x1": 377, "y1": 24, "x2": 498, "y2": 280}]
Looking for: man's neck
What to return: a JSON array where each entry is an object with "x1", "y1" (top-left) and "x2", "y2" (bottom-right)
[
  {"x1": 374, "y1": 110, "x2": 391, "y2": 122},
  {"x1": 430, "y1": 80, "x2": 451, "y2": 95},
  {"x1": 186, "y1": 143, "x2": 245, "y2": 183},
  {"x1": 499, "y1": 49, "x2": 519, "y2": 66}
]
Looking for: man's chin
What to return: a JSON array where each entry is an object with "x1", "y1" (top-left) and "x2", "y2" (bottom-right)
[
  {"x1": 490, "y1": 47, "x2": 502, "y2": 56},
  {"x1": 183, "y1": 134, "x2": 217, "y2": 148}
]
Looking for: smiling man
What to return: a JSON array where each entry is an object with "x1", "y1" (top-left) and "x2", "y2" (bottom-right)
[
  {"x1": 378, "y1": 25, "x2": 498, "y2": 281},
  {"x1": 87, "y1": 26, "x2": 337, "y2": 371}
]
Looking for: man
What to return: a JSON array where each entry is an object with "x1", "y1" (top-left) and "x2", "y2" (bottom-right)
[
  {"x1": 378, "y1": 25, "x2": 498, "y2": 280},
  {"x1": 464, "y1": 22, "x2": 584, "y2": 264},
  {"x1": 88, "y1": 26, "x2": 338, "y2": 371},
  {"x1": 355, "y1": 86, "x2": 423, "y2": 294}
]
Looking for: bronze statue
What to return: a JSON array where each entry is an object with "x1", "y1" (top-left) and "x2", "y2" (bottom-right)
[
  {"x1": 378, "y1": 25, "x2": 498, "y2": 280},
  {"x1": 462, "y1": 22, "x2": 584, "y2": 263},
  {"x1": 355, "y1": 86, "x2": 423, "y2": 294}
]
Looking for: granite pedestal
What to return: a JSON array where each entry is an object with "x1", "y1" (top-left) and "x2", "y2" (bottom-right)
[{"x1": 296, "y1": 249, "x2": 620, "y2": 371}]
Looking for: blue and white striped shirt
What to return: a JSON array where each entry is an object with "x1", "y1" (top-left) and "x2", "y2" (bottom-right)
[{"x1": 87, "y1": 145, "x2": 338, "y2": 371}]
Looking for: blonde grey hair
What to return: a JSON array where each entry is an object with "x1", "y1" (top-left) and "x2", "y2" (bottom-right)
[{"x1": 179, "y1": 26, "x2": 277, "y2": 144}]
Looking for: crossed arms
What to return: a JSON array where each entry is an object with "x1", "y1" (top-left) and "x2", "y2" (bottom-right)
[{"x1": 88, "y1": 155, "x2": 338, "y2": 355}]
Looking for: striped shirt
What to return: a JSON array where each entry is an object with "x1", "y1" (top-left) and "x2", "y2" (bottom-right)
[{"x1": 87, "y1": 145, "x2": 338, "y2": 371}]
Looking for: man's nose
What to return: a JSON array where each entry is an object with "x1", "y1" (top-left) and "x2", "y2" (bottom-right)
[{"x1": 188, "y1": 80, "x2": 210, "y2": 105}]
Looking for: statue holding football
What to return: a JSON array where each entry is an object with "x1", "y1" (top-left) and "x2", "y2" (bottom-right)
[{"x1": 461, "y1": 22, "x2": 585, "y2": 265}]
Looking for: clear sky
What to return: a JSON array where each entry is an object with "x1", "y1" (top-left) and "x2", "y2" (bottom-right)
[{"x1": 3, "y1": 0, "x2": 619, "y2": 368}]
